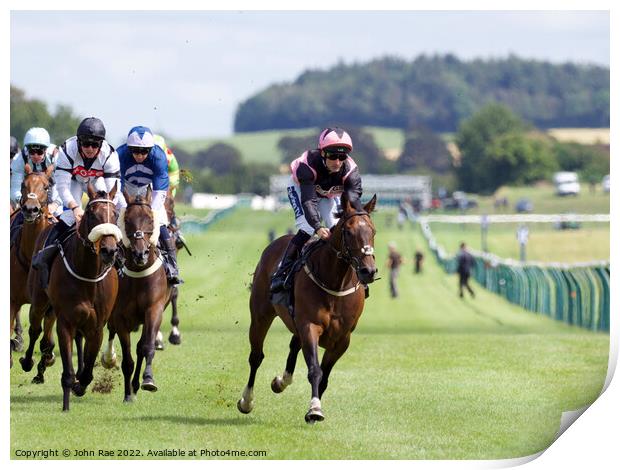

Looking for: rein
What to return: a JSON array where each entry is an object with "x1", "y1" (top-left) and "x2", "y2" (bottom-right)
[{"x1": 303, "y1": 211, "x2": 374, "y2": 297}]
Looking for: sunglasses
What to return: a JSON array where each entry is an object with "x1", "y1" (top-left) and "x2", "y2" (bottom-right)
[
  {"x1": 129, "y1": 147, "x2": 150, "y2": 156},
  {"x1": 324, "y1": 151, "x2": 348, "y2": 161},
  {"x1": 79, "y1": 139, "x2": 102, "y2": 149},
  {"x1": 27, "y1": 146, "x2": 46, "y2": 156}
]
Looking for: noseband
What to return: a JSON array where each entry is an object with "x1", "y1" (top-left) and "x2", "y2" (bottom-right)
[{"x1": 78, "y1": 198, "x2": 120, "y2": 254}]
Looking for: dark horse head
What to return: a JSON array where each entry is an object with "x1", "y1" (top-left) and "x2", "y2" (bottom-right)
[
  {"x1": 121, "y1": 186, "x2": 157, "y2": 267},
  {"x1": 20, "y1": 164, "x2": 54, "y2": 223},
  {"x1": 333, "y1": 193, "x2": 378, "y2": 285},
  {"x1": 80, "y1": 182, "x2": 120, "y2": 266}
]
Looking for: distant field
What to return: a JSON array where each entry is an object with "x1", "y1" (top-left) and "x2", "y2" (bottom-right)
[
  {"x1": 547, "y1": 128, "x2": 610, "y2": 146},
  {"x1": 172, "y1": 127, "x2": 407, "y2": 166},
  {"x1": 428, "y1": 221, "x2": 610, "y2": 263},
  {"x1": 456, "y1": 183, "x2": 610, "y2": 215}
]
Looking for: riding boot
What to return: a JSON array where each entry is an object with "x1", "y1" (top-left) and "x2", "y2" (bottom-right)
[
  {"x1": 270, "y1": 241, "x2": 301, "y2": 293},
  {"x1": 114, "y1": 246, "x2": 126, "y2": 275},
  {"x1": 10, "y1": 211, "x2": 24, "y2": 247},
  {"x1": 163, "y1": 237, "x2": 183, "y2": 285},
  {"x1": 31, "y1": 220, "x2": 67, "y2": 289}
]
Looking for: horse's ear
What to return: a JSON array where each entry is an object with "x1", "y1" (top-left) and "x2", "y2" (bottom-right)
[
  {"x1": 24, "y1": 163, "x2": 32, "y2": 175},
  {"x1": 341, "y1": 191, "x2": 351, "y2": 213},
  {"x1": 108, "y1": 181, "x2": 118, "y2": 201},
  {"x1": 145, "y1": 185, "x2": 153, "y2": 204},
  {"x1": 364, "y1": 194, "x2": 377, "y2": 214},
  {"x1": 45, "y1": 165, "x2": 54, "y2": 179},
  {"x1": 87, "y1": 181, "x2": 97, "y2": 200},
  {"x1": 123, "y1": 187, "x2": 133, "y2": 205}
]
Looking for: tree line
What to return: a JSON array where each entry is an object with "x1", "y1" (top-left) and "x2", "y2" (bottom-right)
[{"x1": 234, "y1": 54, "x2": 609, "y2": 133}]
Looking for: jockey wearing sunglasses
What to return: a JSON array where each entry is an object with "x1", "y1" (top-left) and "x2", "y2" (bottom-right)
[
  {"x1": 32, "y1": 117, "x2": 121, "y2": 288},
  {"x1": 116, "y1": 126, "x2": 182, "y2": 285},
  {"x1": 270, "y1": 127, "x2": 364, "y2": 293},
  {"x1": 9, "y1": 127, "x2": 63, "y2": 244}
]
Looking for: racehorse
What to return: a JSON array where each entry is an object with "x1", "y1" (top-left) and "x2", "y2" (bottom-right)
[
  {"x1": 10, "y1": 165, "x2": 55, "y2": 367},
  {"x1": 27, "y1": 183, "x2": 121, "y2": 411},
  {"x1": 237, "y1": 193, "x2": 378, "y2": 423},
  {"x1": 157, "y1": 189, "x2": 186, "y2": 347},
  {"x1": 100, "y1": 187, "x2": 172, "y2": 401}
]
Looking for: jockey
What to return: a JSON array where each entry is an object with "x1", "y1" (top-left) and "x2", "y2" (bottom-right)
[
  {"x1": 31, "y1": 117, "x2": 121, "y2": 288},
  {"x1": 9, "y1": 127, "x2": 63, "y2": 244},
  {"x1": 270, "y1": 127, "x2": 363, "y2": 293},
  {"x1": 117, "y1": 126, "x2": 182, "y2": 285},
  {"x1": 153, "y1": 134, "x2": 180, "y2": 199}
]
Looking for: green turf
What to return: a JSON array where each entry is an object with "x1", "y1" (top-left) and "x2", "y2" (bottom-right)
[
  {"x1": 428, "y1": 221, "x2": 610, "y2": 263},
  {"x1": 10, "y1": 208, "x2": 608, "y2": 459}
]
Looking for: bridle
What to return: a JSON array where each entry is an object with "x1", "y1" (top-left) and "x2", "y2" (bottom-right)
[
  {"x1": 124, "y1": 200, "x2": 156, "y2": 252},
  {"x1": 330, "y1": 211, "x2": 376, "y2": 277},
  {"x1": 20, "y1": 174, "x2": 50, "y2": 223}
]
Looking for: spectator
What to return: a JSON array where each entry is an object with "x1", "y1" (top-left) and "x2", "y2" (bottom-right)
[
  {"x1": 414, "y1": 250, "x2": 424, "y2": 274},
  {"x1": 386, "y1": 241, "x2": 403, "y2": 298},
  {"x1": 456, "y1": 242, "x2": 475, "y2": 299}
]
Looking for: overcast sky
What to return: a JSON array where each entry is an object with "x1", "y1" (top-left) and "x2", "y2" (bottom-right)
[{"x1": 10, "y1": 10, "x2": 610, "y2": 144}]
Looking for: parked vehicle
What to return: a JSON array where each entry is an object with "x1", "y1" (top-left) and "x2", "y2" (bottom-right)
[
  {"x1": 553, "y1": 172, "x2": 580, "y2": 196},
  {"x1": 515, "y1": 198, "x2": 533, "y2": 213}
]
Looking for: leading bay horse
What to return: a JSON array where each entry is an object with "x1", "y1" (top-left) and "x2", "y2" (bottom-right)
[
  {"x1": 101, "y1": 187, "x2": 172, "y2": 401},
  {"x1": 10, "y1": 165, "x2": 55, "y2": 367},
  {"x1": 237, "y1": 194, "x2": 378, "y2": 423},
  {"x1": 27, "y1": 183, "x2": 121, "y2": 411}
]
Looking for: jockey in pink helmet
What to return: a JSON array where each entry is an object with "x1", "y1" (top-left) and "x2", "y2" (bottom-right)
[{"x1": 270, "y1": 127, "x2": 363, "y2": 293}]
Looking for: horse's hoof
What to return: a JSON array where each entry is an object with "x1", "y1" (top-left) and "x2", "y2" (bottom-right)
[
  {"x1": 100, "y1": 353, "x2": 117, "y2": 369},
  {"x1": 304, "y1": 408, "x2": 325, "y2": 423},
  {"x1": 123, "y1": 394, "x2": 136, "y2": 403},
  {"x1": 168, "y1": 332, "x2": 181, "y2": 345},
  {"x1": 141, "y1": 379, "x2": 158, "y2": 392},
  {"x1": 19, "y1": 356, "x2": 34, "y2": 372},
  {"x1": 45, "y1": 353, "x2": 56, "y2": 367},
  {"x1": 31, "y1": 375, "x2": 44, "y2": 384},
  {"x1": 237, "y1": 398, "x2": 253, "y2": 414},
  {"x1": 271, "y1": 377, "x2": 285, "y2": 394},
  {"x1": 11, "y1": 337, "x2": 24, "y2": 353},
  {"x1": 72, "y1": 382, "x2": 86, "y2": 397},
  {"x1": 155, "y1": 339, "x2": 165, "y2": 351}
]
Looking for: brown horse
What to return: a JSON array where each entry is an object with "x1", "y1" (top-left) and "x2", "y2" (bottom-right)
[
  {"x1": 158, "y1": 189, "x2": 184, "y2": 346},
  {"x1": 27, "y1": 183, "x2": 120, "y2": 411},
  {"x1": 101, "y1": 187, "x2": 172, "y2": 401},
  {"x1": 10, "y1": 165, "x2": 55, "y2": 366},
  {"x1": 237, "y1": 194, "x2": 378, "y2": 423}
]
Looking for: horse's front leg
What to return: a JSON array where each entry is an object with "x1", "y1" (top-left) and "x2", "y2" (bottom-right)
[
  {"x1": 318, "y1": 334, "x2": 351, "y2": 399},
  {"x1": 300, "y1": 323, "x2": 324, "y2": 423},
  {"x1": 32, "y1": 314, "x2": 57, "y2": 384},
  {"x1": 73, "y1": 325, "x2": 103, "y2": 397},
  {"x1": 140, "y1": 307, "x2": 163, "y2": 392}
]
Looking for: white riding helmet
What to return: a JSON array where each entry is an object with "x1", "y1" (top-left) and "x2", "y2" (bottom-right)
[{"x1": 24, "y1": 127, "x2": 51, "y2": 148}]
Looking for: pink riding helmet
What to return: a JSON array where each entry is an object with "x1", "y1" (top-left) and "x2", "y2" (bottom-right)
[{"x1": 318, "y1": 128, "x2": 353, "y2": 151}]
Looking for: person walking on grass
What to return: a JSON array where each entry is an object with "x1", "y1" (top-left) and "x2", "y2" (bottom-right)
[
  {"x1": 457, "y1": 242, "x2": 475, "y2": 299},
  {"x1": 386, "y1": 241, "x2": 403, "y2": 298}
]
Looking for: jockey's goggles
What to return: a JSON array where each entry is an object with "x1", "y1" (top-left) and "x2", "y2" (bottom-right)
[
  {"x1": 129, "y1": 146, "x2": 151, "y2": 156},
  {"x1": 79, "y1": 138, "x2": 102, "y2": 149},
  {"x1": 324, "y1": 151, "x2": 348, "y2": 161},
  {"x1": 27, "y1": 145, "x2": 46, "y2": 155}
]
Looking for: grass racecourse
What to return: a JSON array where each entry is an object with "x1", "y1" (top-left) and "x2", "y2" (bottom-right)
[{"x1": 10, "y1": 207, "x2": 609, "y2": 460}]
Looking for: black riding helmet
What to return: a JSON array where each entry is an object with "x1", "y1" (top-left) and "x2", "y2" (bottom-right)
[
  {"x1": 77, "y1": 117, "x2": 106, "y2": 141},
  {"x1": 10, "y1": 135, "x2": 19, "y2": 157}
]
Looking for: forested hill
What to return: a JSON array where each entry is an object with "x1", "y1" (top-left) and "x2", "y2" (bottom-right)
[{"x1": 234, "y1": 55, "x2": 609, "y2": 133}]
